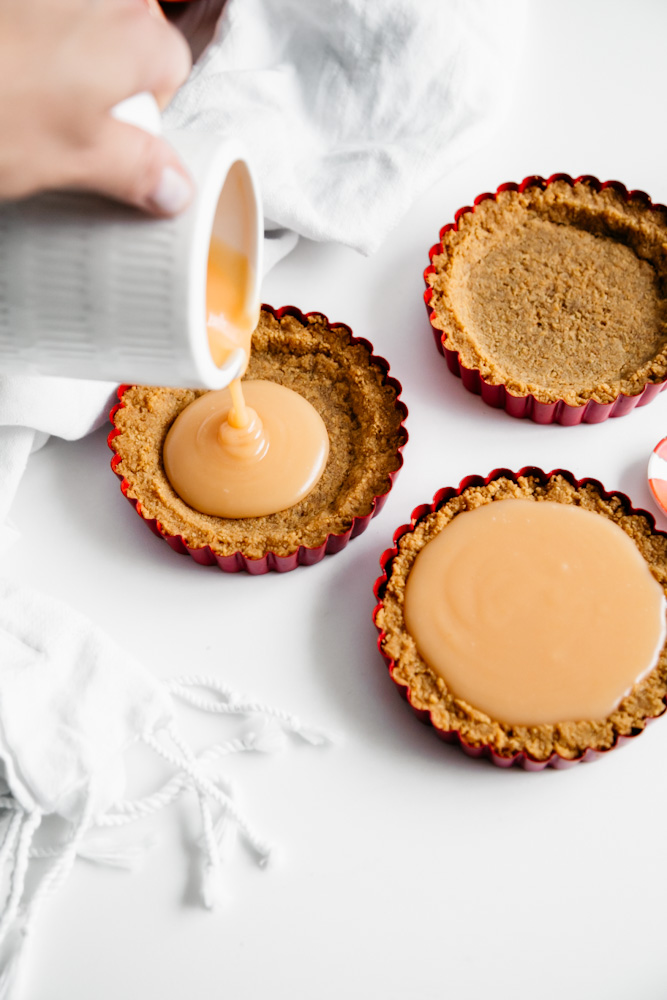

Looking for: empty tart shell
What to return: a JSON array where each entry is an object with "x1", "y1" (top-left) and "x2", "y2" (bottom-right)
[
  {"x1": 424, "y1": 174, "x2": 667, "y2": 425},
  {"x1": 373, "y1": 467, "x2": 667, "y2": 769},
  {"x1": 108, "y1": 304, "x2": 408, "y2": 573}
]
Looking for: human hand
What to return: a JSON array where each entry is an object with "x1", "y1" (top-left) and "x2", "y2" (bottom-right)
[
  {"x1": 0, "y1": 0, "x2": 193, "y2": 215},
  {"x1": 161, "y1": 0, "x2": 227, "y2": 62}
]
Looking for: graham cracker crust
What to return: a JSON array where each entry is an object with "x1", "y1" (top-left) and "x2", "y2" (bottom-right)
[{"x1": 427, "y1": 180, "x2": 667, "y2": 406}]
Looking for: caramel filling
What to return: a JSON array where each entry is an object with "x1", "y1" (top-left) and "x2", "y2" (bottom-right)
[
  {"x1": 404, "y1": 499, "x2": 667, "y2": 726},
  {"x1": 163, "y1": 380, "x2": 329, "y2": 518},
  {"x1": 206, "y1": 237, "x2": 258, "y2": 372}
]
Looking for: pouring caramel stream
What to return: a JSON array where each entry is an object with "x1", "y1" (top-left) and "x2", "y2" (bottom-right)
[{"x1": 164, "y1": 238, "x2": 330, "y2": 519}]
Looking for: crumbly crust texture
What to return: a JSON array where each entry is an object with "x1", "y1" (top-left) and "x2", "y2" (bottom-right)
[
  {"x1": 376, "y1": 475, "x2": 667, "y2": 761},
  {"x1": 426, "y1": 181, "x2": 667, "y2": 405},
  {"x1": 111, "y1": 309, "x2": 406, "y2": 559}
]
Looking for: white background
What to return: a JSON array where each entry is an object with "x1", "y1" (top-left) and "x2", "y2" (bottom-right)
[{"x1": 7, "y1": 1, "x2": 667, "y2": 997}]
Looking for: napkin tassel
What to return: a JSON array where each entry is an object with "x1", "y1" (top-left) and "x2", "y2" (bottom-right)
[
  {"x1": 30, "y1": 832, "x2": 159, "y2": 872},
  {"x1": 166, "y1": 674, "x2": 332, "y2": 746},
  {"x1": 142, "y1": 721, "x2": 274, "y2": 907},
  {"x1": 0, "y1": 792, "x2": 93, "y2": 1000},
  {"x1": 0, "y1": 679, "x2": 332, "y2": 996}
]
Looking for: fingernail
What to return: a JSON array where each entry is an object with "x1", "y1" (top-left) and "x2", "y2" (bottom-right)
[{"x1": 147, "y1": 165, "x2": 193, "y2": 215}]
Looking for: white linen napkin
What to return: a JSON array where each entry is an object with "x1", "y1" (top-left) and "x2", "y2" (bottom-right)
[
  {"x1": 164, "y1": 0, "x2": 526, "y2": 253},
  {"x1": 0, "y1": 376, "x2": 117, "y2": 551},
  {"x1": 0, "y1": 580, "x2": 330, "y2": 998}
]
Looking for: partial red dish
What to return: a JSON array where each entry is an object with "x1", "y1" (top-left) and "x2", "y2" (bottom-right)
[
  {"x1": 108, "y1": 304, "x2": 408, "y2": 574},
  {"x1": 373, "y1": 466, "x2": 667, "y2": 769},
  {"x1": 424, "y1": 174, "x2": 667, "y2": 425}
]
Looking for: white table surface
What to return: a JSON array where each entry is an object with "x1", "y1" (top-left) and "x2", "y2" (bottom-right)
[{"x1": 7, "y1": 2, "x2": 667, "y2": 997}]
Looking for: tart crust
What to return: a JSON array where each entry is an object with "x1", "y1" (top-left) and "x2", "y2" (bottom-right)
[
  {"x1": 110, "y1": 308, "x2": 406, "y2": 560},
  {"x1": 426, "y1": 180, "x2": 667, "y2": 406},
  {"x1": 375, "y1": 473, "x2": 667, "y2": 762}
]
